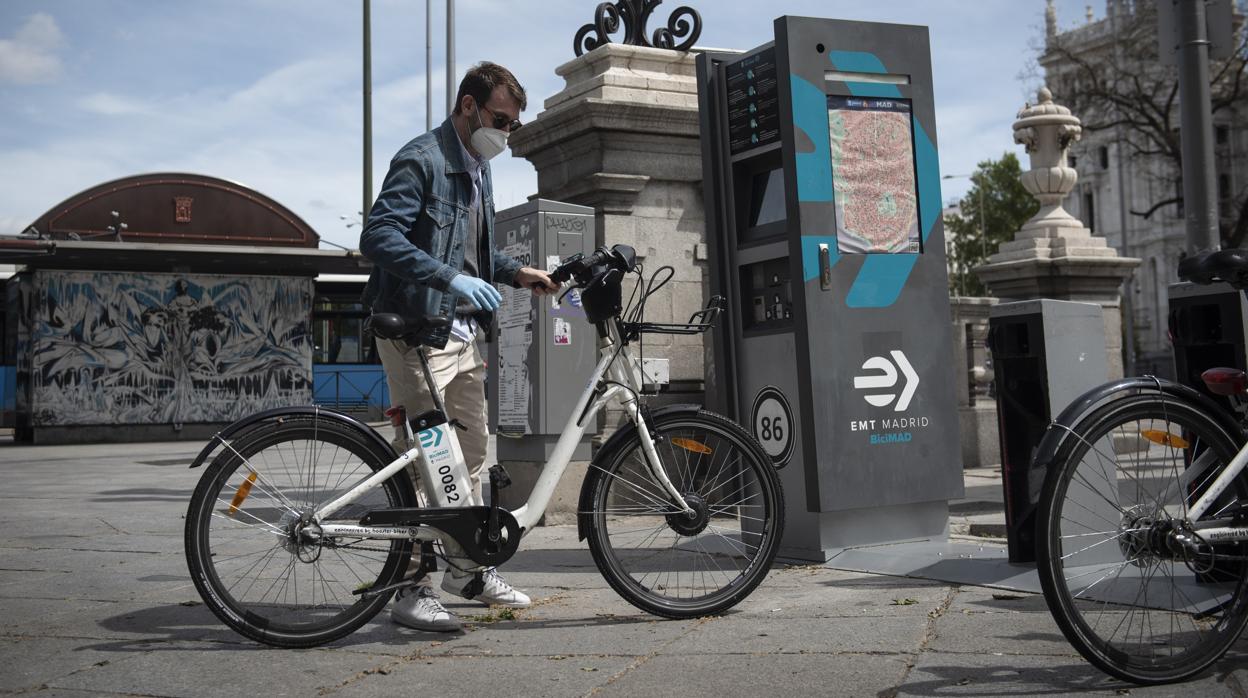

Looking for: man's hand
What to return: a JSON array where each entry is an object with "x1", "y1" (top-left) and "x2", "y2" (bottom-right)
[
  {"x1": 449, "y1": 274, "x2": 502, "y2": 311},
  {"x1": 516, "y1": 267, "x2": 559, "y2": 296}
]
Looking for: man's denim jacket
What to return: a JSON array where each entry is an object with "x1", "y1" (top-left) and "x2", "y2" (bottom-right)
[{"x1": 360, "y1": 118, "x2": 521, "y2": 348}]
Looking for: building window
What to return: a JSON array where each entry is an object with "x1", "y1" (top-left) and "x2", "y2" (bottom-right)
[
  {"x1": 1220, "y1": 174, "x2": 1231, "y2": 201},
  {"x1": 1082, "y1": 191, "x2": 1096, "y2": 230},
  {"x1": 1099, "y1": 146, "x2": 1109, "y2": 169},
  {"x1": 312, "y1": 297, "x2": 378, "y2": 365},
  {"x1": 1070, "y1": 155, "x2": 1078, "y2": 169},
  {"x1": 1216, "y1": 125, "x2": 1230, "y2": 145}
]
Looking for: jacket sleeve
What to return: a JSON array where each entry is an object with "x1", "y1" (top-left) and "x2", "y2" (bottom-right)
[
  {"x1": 359, "y1": 151, "x2": 459, "y2": 292},
  {"x1": 492, "y1": 246, "x2": 523, "y2": 289}
]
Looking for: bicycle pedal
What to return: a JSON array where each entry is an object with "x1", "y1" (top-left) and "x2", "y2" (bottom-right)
[
  {"x1": 462, "y1": 573, "x2": 486, "y2": 600},
  {"x1": 354, "y1": 578, "x2": 414, "y2": 601},
  {"x1": 489, "y1": 464, "x2": 512, "y2": 490}
]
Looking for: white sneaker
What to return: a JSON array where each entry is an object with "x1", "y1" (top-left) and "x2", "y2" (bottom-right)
[
  {"x1": 441, "y1": 567, "x2": 531, "y2": 608},
  {"x1": 391, "y1": 585, "x2": 462, "y2": 632}
]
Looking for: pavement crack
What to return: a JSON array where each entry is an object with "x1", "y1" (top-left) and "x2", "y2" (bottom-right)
[
  {"x1": 583, "y1": 615, "x2": 718, "y2": 696},
  {"x1": 317, "y1": 653, "x2": 419, "y2": 695},
  {"x1": 96, "y1": 517, "x2": 129, "y2": 535},
  {"x1": 877, "y1": 584, "x2": 958, "y2": 698}
]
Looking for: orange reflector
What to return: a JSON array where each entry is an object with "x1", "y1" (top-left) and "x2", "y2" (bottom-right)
[
  {"x1": 228, "y1": 471, "x2": 258, "y2": 516},
  {"x1": 1140, "y1": 430, "x2": 1190, "y2": 449},
  {"x1": 671, "y1": 438, "x2": 712, "y2": 455}
]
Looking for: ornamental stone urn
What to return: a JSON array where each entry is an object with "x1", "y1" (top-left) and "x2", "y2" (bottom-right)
[
  {"x1": 1014, "y1": 87, "x2": 1087, "y2": 237},
  {"x1": 974, "y1": 87, "x2": 1139, "y2": 378}
]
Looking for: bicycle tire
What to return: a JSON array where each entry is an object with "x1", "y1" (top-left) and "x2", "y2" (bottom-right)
[
  {"x1": 584, "y1": 409, "x2": 784, "y2": 618},
  {"x1": 185, "y1": 416, "x2": 416, "y2": 648},
  {"x1": 1036, "y1": 394, "x2": 1248, "y2": 684}
]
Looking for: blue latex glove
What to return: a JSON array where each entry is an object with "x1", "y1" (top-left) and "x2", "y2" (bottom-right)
[{"x1": 448, "y1": 274, "x2": 502, "y2": 311}]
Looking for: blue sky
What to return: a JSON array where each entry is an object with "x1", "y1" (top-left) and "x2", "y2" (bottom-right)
[{"x1": 0, "y1": 0, "x2": 1104, "y2": 250}]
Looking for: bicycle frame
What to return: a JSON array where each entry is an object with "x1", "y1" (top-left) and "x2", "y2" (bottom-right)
[
  {"x1": 1184, "y1": 443, "x2": 1248, "y2": 542},
  {"x1": 310, "y1": 320, "x2": 691, "y2": 549}
]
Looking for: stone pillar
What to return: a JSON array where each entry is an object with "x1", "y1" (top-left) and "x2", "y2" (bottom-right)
[
  {"x1": 975, "y1": 87, "x2": 1140, "y2": 378},
  {"x1": 509, "y1": 43, "x2": 708, "y2": 426},
  {"x1": 950, "y1": 296, "x2": 1000, "y2": 469},
  {"x1": 499, "y1": 44, "x2": 707, "y2": 521}
]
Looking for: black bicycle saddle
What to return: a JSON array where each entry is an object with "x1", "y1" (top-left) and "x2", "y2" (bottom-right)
[
  {"x1": 1177, "y1": 249, "x2": 1248, "y2": 289},
  {"x1": 364, "y1": 313, "x2": 451, "y2": 341}
]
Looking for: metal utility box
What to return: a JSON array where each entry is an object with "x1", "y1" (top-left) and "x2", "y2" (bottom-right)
[
  {"x1": 488, "y1": 199, "x2": 597, "y2": 461},
  {"x1": 988, "y1": 299, "x2": 1107, "y2": 563},
  {"x1": 1168, "y1": 281, "x2": 1248, "y2": 409},
  {"x1": 698, "y1": 17, "x2": 963, "y2": 561}
]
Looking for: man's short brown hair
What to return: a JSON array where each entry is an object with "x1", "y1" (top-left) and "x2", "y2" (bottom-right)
[{"x1": 454, "y1": 62, "x2": 527, "y2": 114}]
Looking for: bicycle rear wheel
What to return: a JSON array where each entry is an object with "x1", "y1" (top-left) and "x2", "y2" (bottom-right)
[
  {"x1": 1036, "y1": 394, "x2": 1248, "y2": 684},
  {"x1": 185, "y1": 416, "x2": 415, "y2": 648},
  {"x1": 584, "y1": 410, "x2": 784, "y2": 618}
]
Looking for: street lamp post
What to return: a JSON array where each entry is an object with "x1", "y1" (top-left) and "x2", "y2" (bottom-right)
[{"x1": 363, "y1": 0, "x2": 373, "y2": 227}]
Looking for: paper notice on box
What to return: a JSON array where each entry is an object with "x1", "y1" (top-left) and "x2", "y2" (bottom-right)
[
  {"x1": 553, "y1": 317, "x2": 571, "y2": 346},
  {"x1": 497, "y1": 324, "x2": 532, "y2": 433},
  {"x1": 498, "y1": 240, "x2": 532, "y2": 329}
]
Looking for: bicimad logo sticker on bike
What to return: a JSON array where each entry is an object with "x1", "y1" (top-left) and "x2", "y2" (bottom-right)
[{"x1": 850, "y1": 349, "x2": 931, "y2": 445}]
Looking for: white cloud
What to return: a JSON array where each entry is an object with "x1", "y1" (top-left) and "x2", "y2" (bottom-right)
[
  {"x1": 0, "y1": 13, "x2": 65, "y2": 84},
  {"x1": 78, "y1": 92, "x2": 152, "y2": 117}
]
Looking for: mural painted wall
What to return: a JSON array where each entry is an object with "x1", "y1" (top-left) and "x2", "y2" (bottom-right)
[
  {"x1": 27, "y1": 270, "x2": 312, "y2": 426},
  {"x1": 7, "y1": 274, "x2": 32, "y2": 426}
]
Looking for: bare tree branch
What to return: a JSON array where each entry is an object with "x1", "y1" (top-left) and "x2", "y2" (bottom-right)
[{"x1": 1130, "y1": 197, "x2": 1182, "y2": 220}]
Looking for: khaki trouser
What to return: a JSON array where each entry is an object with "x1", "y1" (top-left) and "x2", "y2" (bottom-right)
[{"x1": 376, "y1": 332, "x2": 489, "y2": 581}]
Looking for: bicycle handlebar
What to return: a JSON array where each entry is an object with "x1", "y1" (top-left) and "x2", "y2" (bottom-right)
[{"x1": 549, "y1": 244, "x2": 637, "y2": 285}]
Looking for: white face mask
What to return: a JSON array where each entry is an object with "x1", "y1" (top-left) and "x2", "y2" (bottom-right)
[{"x1": 470, "y1": 107, "x2": 509, "y2": 161}]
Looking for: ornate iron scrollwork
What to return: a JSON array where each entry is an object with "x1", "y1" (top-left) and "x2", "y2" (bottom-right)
[{"x1": 574, "y1": 1, "x2": 702, "y2": 57}]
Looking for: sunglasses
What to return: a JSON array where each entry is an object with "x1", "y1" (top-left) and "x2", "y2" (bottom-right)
[{"x1": 478, "y1": 103, "x2": 522, "y2": 133}]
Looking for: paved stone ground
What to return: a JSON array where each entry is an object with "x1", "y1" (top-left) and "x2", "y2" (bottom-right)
[{"x1": 0, "y1": 438, "x2": 1245, "y2": 697}]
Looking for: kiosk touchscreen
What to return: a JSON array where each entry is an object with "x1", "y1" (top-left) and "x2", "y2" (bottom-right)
[{"x1": 698, "y1": 17, "x2": 963, "y2": 560}]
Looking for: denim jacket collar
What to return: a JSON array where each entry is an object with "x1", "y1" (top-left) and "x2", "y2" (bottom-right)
[{"x1": 438, "y1": 117, "x2": 470, "y2": 176}]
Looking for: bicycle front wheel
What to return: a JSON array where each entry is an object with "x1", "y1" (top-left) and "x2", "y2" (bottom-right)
[
  {"x1": 1036, "y1": 394, "x2": 1248, "y2": 684},
  {"x1": 185, "y1": 416, "x2": 416, "y2": 648},
  {"x1": 584, "y1": 410, "x2": 784, "y2": 618}
]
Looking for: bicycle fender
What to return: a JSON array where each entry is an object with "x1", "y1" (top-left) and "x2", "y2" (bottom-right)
[
  {"x1": 576, "y1": 403, "x2": 703, "y2": 541},
  {"x1": 187, "y1": 406, "x2": 399, "y2": 469},
  {"x1": 1031, "y1": 376, "x2": 1244, "y2": 474}
]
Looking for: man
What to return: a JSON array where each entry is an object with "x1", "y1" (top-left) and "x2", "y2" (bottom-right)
[{"x1": 360, "y1": 62, "x2": 557, "y2": 632}]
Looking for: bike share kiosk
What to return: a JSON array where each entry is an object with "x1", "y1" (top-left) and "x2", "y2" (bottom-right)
[
  {"x1": 487, "y1": 200, "x2": 598, "y2": 504},
  {"x1": 988, "y1": 299, "x2": 1108, "y2": 563},
  {"x1": 698, "y1": 17, "x2": 963, "y2": 561},
  {"x1": 1169, "y1": 281, "x2": 1248, "y2": 409}
]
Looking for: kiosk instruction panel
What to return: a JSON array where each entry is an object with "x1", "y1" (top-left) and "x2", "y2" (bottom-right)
[{"x1": 726, "y1": 47, "x2": 781, "y2": 155}]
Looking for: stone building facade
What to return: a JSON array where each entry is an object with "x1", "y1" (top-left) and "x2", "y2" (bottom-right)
[{"x1": 1039, "y1": 0, "x2": 1248, "y2": 376}]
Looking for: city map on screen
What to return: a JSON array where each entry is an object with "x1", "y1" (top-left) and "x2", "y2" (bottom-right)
[{"x1": 827, "y1": 96, "x2": 921, "y2": 254}]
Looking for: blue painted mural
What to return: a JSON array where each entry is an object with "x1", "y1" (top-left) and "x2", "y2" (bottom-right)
[{"x1": 28, "y1": 271, "x2": 312, "y2": 426}]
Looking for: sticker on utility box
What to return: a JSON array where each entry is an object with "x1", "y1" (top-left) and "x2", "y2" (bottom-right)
[
  {"x1": 553, "y1": 317, "x2": 572, "y2": 345},
  {"x1": 751, "y1": 386, "x2": 794, "y2": 468}
]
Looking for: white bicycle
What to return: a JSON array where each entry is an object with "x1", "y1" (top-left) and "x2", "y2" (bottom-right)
[
  {"x1": 184, "y1": 244, "x2": 785, "y2": 648},
  {"x1": 1034, "y1": 248, "x2": 1248, "y2": 684}
]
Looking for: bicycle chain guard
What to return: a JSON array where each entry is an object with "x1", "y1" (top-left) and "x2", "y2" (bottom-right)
[{"x1": 358, "y1": 505, "x2": 521, "y2": 567}]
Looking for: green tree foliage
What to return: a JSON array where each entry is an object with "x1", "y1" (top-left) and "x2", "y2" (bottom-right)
[{"x1": 946, "y1": 152, "x2": 1038, "y2": 296}]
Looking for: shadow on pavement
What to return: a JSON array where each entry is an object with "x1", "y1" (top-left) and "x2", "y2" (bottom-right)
[
  {"x1": 90, "y1": 487, "x2": 194, "y2": 503},
  {"x1": 892, "y1": 661, "x2": 1123, "y2": 696},
  {"x1": 80, "y1": 598, "x2": 665, "y2": 653},
  {"x1": 83, "y1": 602, "x2": 251, "y2": 652}
]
